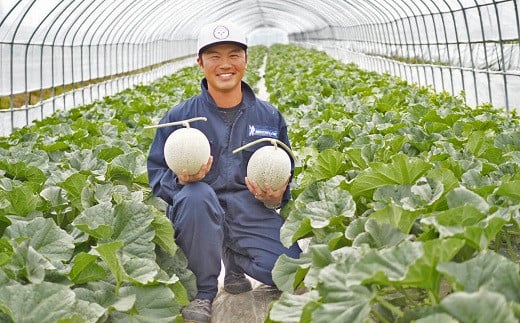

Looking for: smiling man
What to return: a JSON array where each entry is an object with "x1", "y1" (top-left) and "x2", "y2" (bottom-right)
[{"x1": 147, "y1": 20, "x2": 301, "y2": 323}]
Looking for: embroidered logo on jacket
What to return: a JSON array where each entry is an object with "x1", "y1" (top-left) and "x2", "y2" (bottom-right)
[{"x1": 248, "y1": 125, "x2": 278, "y2": 138}]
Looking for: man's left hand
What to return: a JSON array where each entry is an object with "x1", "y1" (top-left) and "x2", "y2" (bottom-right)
[{"x1": 245, "y1": 177, "x2": 288, "y2": 208}]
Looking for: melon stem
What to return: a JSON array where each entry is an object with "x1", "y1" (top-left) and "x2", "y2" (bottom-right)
[
  {"x1": 143, "y1": 117, "x2": 207, "y2": 129},
  {"x1": 232, "y1": 138, "x2": 296, "y2": 161}
]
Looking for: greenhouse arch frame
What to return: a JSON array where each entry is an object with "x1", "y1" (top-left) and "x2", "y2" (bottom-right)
[{"x1": 1, "y1": 0, "x2": 519, "y2": 136}]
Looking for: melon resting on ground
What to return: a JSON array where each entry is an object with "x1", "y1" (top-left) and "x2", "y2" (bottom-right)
[{"x1": 163, "y1": 127, "x2": 211, "y2": 175}]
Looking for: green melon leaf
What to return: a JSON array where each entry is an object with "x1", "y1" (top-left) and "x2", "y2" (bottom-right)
[
  {"x1": 69, "y1": 252, "x2": 107, "y2": 284},
  {"x1": 6, "y1": 216, "x2": 75, "y2": 264},
  {"x1": 350, "y1": 154, "x2": 432, "y2": 197},
  {"x1": 0, "y1": 282, "x2": 77, "y2": 322},
  {"x1": 437, "y1": 251, "x2": 520, "y2": 303},
  {"x1": 151, "y1": 211, "x2": 177, "y2": 255},
  {"x1": 439, "y1": 290, "x2": 517, "y2": 323},
  {"x1": 72, "y1": 202, "x2": 114, "y2": 239},
  {"x1": 268, "y1": 291, "x2": 320, "y2": 323}
]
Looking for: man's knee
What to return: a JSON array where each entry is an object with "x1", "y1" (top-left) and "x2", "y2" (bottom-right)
[
  {"x1": 179, "y1": 181, "x2": 216, "y2": 201},
  {"x1": 171, "y1": 181, "x2": 223, "y2": 226}
]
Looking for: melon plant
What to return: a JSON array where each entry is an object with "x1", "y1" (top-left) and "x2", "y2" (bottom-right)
[
  {"x1": 146, "y1": 117, "x2": 210, "y2": 175},
  {"x1": 265, "y1": 44, "x2": 520, "y2": 323},
  {"x1": 234, "y1": 138, "x2": 294, "y2": 190}
]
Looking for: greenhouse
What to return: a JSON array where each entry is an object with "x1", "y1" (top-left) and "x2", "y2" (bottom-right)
[{"x1": 1, "y1": 0, "x2": 520, "y2": 322}]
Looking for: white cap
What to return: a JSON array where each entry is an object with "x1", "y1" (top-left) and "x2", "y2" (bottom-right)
[{"x1": 197, "y1": 21, "x2": 247, "y2": 56}]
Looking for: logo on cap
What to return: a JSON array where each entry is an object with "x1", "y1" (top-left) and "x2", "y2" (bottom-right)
[{"x1": 213, "y1": 25, "x2": 230, "y2": 39}]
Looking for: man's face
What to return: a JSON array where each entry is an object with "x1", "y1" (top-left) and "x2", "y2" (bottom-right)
[{"x1": 197, "y1": 43, "x2": 247, "y2": 94}]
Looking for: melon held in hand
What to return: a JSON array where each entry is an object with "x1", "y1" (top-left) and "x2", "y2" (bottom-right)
[
  {"x1": 143, "y1": 117, "x2": 209, "y2": 176},
  {"x1": 233, "y1": 138, "x2": 295, "y2": 191},
  {"x1": 164, "y1": 127, "x2": 210, "y2": 175}
]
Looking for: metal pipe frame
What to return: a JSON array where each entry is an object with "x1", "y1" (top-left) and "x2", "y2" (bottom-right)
[{"x1": 1, "y1": 0, "x2": 519, "y2": 137}]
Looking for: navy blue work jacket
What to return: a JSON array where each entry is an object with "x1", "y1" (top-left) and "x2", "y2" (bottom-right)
[{"x1": 147, "y1": 79, "x2": 293, "y2": 209}]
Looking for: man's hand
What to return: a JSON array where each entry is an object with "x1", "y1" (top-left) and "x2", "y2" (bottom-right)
[
  {"x1": 245, "y1": 176, "x2": 289, "y2": 209},
  {"x1": 178, "y1": 156, "x2": 213, "y2": 185}
]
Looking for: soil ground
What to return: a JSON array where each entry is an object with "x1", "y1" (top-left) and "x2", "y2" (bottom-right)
[{"x1": 211, "y1": 274, "x2": 281, "y2": 323}]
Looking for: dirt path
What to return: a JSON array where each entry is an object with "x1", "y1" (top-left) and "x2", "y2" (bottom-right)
[
  {"x1": 210, "y1": 55, "x2": 311, "y2": 322},
  {"x1": 211, "y1": 57, "x2": 280, "y2": 322},
  {"x1": 211, "y1": 277, "x2": 281, "y2": 322},
  {"x1": 256, "y1": 56, "x2": 270, "y2": 101}
]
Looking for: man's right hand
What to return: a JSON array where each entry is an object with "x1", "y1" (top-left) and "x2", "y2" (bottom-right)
[{"x1": 177, "y1": 156, "x2": 213, "y2": 185}]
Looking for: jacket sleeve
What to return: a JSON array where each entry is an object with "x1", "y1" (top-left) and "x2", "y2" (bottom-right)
[{"x1": 146, "y1": 117, "x2": 184, "y2": 205}]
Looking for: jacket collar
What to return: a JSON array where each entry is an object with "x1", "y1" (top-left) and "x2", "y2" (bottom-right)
[{"x1": 200, "y1": 78, "x2": 256, "y2": 109}]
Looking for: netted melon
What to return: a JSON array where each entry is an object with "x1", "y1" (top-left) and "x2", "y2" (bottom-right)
[
  {"x1": 164, "y1": 127, "x2": 210, "y2": 175},
  {"x1": 246, "y1": 144, "x2": 291, "y2": 191}
]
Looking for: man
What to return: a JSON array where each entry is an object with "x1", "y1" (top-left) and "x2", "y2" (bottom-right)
[{"x1": 147, "y1": 20, "x2": 301, "y2": 323}]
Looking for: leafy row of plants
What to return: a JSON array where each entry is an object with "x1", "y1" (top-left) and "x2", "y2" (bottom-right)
[
  {"x1": 0, "y1": 67, "x2": 206, "y2": 322},
  {"x1": 264, "y1": 44, "x2": 520, "y2": 322},
  {"x1": 0, "y1": 45, "x2": 269, "y2": 322}
]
